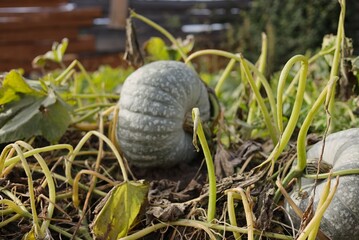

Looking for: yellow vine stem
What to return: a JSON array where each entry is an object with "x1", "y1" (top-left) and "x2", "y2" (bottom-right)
[
  {"x1": 48, "y1": 224, "x2": 82, "y2": 240},
  {"x1": 0, "y1": 199, "x2": 32, "y2": 219},
  {"x1": 328, "y1": 0, "x2": 346, "y2": 118},
  {"x1": 72, "y1": 169, "x2": 117, "y2": 208},
  {"x1": 297, "y1": 176, "x2": 339, "y2": 240},
  {"x1": 282, "y1": 45, "x2": 336, "y2": 103},
  {"x1": 1, "y1": 144, "x2": 73, "y2": 172},
  {"x1": 0, "y1": 213, "x2": 22, "y2": 229},
  {"x1": 215, "y1": 58, "x2": 237, "y2": 95},
  {"x1": 303, "y1": 168, "x2": 359, "y2": 179},
  {"x1": 73, "y1": 108, "x2": 107, "y2": 237},
  {"x1": 0, "y1": 147, "x2": 15, "y2": 177},
  {"x1": 275, "y1": 180, "x2": 303, "y2": 219},
  {"x1": 2, "y1": 189, "x2": 31, "y2": 213},
  {"x1": 186, "y1": 49, "x2": 279, "y2": 144},
  {"x1": 254, "y1": 55, "x2": 308, "y2": 176},
  {"x1": 276, "y1": 55, "x2": 308, "y2": 134},
  {"x1": 66, "y1": 131, "x2": 128, "y2": 185},
  {"x1": 11, "y1": 143, "x2": 43, "y2": 238},
  {"x1": 0, "y1": 190, "x2": 31, "y2": 228},
  {"x1": 270, "y1": 55, "x2": 309, "y2": 174},
  {"x1": 119, "y1": 219, "x2": 292, "y2": 240},
  {"x1": 226, "y1": 191, "x2": 242, "y2": 240},
  {"x1": 15, "y1": 141, "x2": 57, "y2": 233},
  {"x1": 121, "y1": 219, "x2": 217, "y2": 240},
  {"x1": 247, "y1": 32, "x2": 268, "y2": 124},
  {"x1": 307, "y1": 173, "x2": 332, "y2": 240},
  {"x1": 225, "y1": 188, "x2": 255, "y2": 240},
  {"x1": 273, "y1": 77, "x2": 339, "y2": 202},
  {"x1": 192, "y1": 108, "x2": 216, "y2": 223}
]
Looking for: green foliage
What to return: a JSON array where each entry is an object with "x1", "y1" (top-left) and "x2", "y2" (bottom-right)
[
  {"x1": 0, "y1": 39, "x2": 135, "y2": 144},
  {"x1": 143, "y1": 35, "x2": 194, "y2": 62},
  {"x1": 232, "y1": 0, "x2": 339, "y2": 73},
  {"x1": 144, "y1": 37, "x2": 170, "y2": 61},
  {"x1": 0, "y1": 94, "x2": 71, "y2": 143},
  {"x1": 0, "y1": 70, "x2": 43, "y2": 105},
  {"x1": 78, "y1": 65, "x2": 133, "y2": 94}
]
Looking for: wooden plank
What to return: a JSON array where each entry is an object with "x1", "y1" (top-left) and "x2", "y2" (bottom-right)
[
  {"x1": 0, "y1": 16, "x2": 95, "y2": 31},
  {"x1": 0, "y1": 35, "x2": 96, "y2": 61},
  {"x1": 0, "y1": 0, "x2": 67, "y2": 8},
  {"x1": 0, "y1": 4, "x2": 102, "y2": 18},
  {"x1": 0, "y1": 4, "x2": 102, "y2": 31},
  {"x1": 0, "y1": 28, "x2": 79, "y2": 43}
]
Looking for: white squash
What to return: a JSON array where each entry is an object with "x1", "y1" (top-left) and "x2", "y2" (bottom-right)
[
  {"x1": 285, "y1": 128, "x2": 359, "y2": 239},
  {"x1": 116, "y1": 61, "x2": 211, "y2": 167}
]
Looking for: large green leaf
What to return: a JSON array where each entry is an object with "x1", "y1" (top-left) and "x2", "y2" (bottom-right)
[
  {"x1": 144, "y1": 37, "x2": 170, "y2": 61},
  {"x1": 91, "y1": 181, "x2": 148, "y2": 240},
  {"x1": 0, "y1": 70, "x2": 42, "y2": 105},
  {"x1": 0, "y1": 92, "x2": 71, "y2": 143}
]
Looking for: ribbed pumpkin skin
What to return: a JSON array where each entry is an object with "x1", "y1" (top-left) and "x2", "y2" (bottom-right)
[
  {"x1": 285, "y1": 128, "x2": 359, "y2": 239},
  {"x1": 117, "y1": 61, "x2": 211, "y2": 167}
]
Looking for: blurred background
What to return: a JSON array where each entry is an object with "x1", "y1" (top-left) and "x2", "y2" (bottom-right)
[{"x1": 0, "y1": 0, "x2": 358, "y2": 74}]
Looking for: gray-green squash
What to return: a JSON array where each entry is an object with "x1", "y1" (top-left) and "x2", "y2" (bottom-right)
[
  {"x1": 116, "y1": 60, "x2": 211, "y2": 167},
  {"x1": 285, "y1": 128, "x2": 359, "y2": 239}
]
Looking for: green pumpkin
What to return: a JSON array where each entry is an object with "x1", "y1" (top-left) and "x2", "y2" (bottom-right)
[
  {"x1": 285, "y1": 128, "x2": 359, "y2": 239},
  {"x1": 117, "y1": 61, "x2": 211, "y2": 167}
]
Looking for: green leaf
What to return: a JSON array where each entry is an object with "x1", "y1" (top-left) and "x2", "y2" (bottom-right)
[
  {"x1": 90, "y1": 65, "x2": 134, "y2": 93},
  {"x1": 0, "y1": 70, "x2": 42, "y2": 105},
  {"x1": 91, "y1": 181, "x2": 148, "y2": 240},
  {"x1": 22, "y1": 227, "x2": 36, "y2": 240},
  {"x1": 55, "y1": 37, "x2": 69, "y2": 62},
  {"x1": 0, "y1": 93, "x2": 71, "y2": 143},
  {"x1": 144, "y1": 37, "x2": 170, "y2": 61},
  {"x1": 32, "y1": 38, "x2": 68, "y2": 67},
  {"x1": 168, "y1": 35, "x2": 195, "y2": 60}
]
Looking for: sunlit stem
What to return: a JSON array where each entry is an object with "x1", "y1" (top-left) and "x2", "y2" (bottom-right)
[
  {"x1": 2, "y1": 144, "x2": 73, "y2": 169},
  {"x1": 71, "y1": 107, "x2": 101, "y2": 124},
  {"x1": 130, "y1": 10, "x2": 188, "y2": 61},
  {"x1": 66, "y1": 131, "x2": 128, "y2": 185},
  {"x1": 308, "y1": 173, "x2": 331, "y2": 240},
  {"x1": 256, "y1": 55, "x2": 308, "y2": 174},
  {"x1": 215, "y1": 58, "x2": 236, "y2": 95},
  {"x1": 0, "y1": 199, "x2": 32, "y2": 218},
  {"x1": 283, "y1": 46, "x2": 335, "y2": 103},
  {"x1": 16, "y1": 141, "x2": 57, "y2": 233},
  {"x1": 192, "y1": 108, "x2": 216, "y2": 222},
  {"x1": 240, "y1": 56, "x2": 278, "y2": 144},
  {"x1": 276, "y1": 55, "x2": 308, "y2": 134},
  {"x1": 72, "y1": 170, "x2": 116, "y2": 208},
  {"x1": 245, "y1": 60, "x2": 278, "y2": 138},
  {"x1": 328, "y1": 0, "x2": 346, "y2": 121},
  {"x1": 227, "y1": 192, "x2": 242, "y2": 240},
  {"x1": 12, "y1": 144, "x2": 43, "y2": 238},
  {"x1": 274, "y1": 77, "x2": 338, "y2": 202},
  {"x1": 303, "y1": 168, "x2": 359, "y2": 179},
  {"x1": 297, "y1": 176, "x2": 339, "y2": 240},
  {"x1": 226, "y1": 188, "x2": 254, "y2": 240},
  {"x1": 48, "y1": 224, "x2": 83, "y2": 240},
  {"x1": 186, "y1": 49, "x2": 278, "y2": 144},
  {"x1": 248, "y1": 32, "x2": 267, "y2": 124},
  {"x1": 119, "y1": 219, "x2": 292, "y2": 240},
  {"x1": 54, "y1": 59, "x2": 104, "y2": 103}
]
